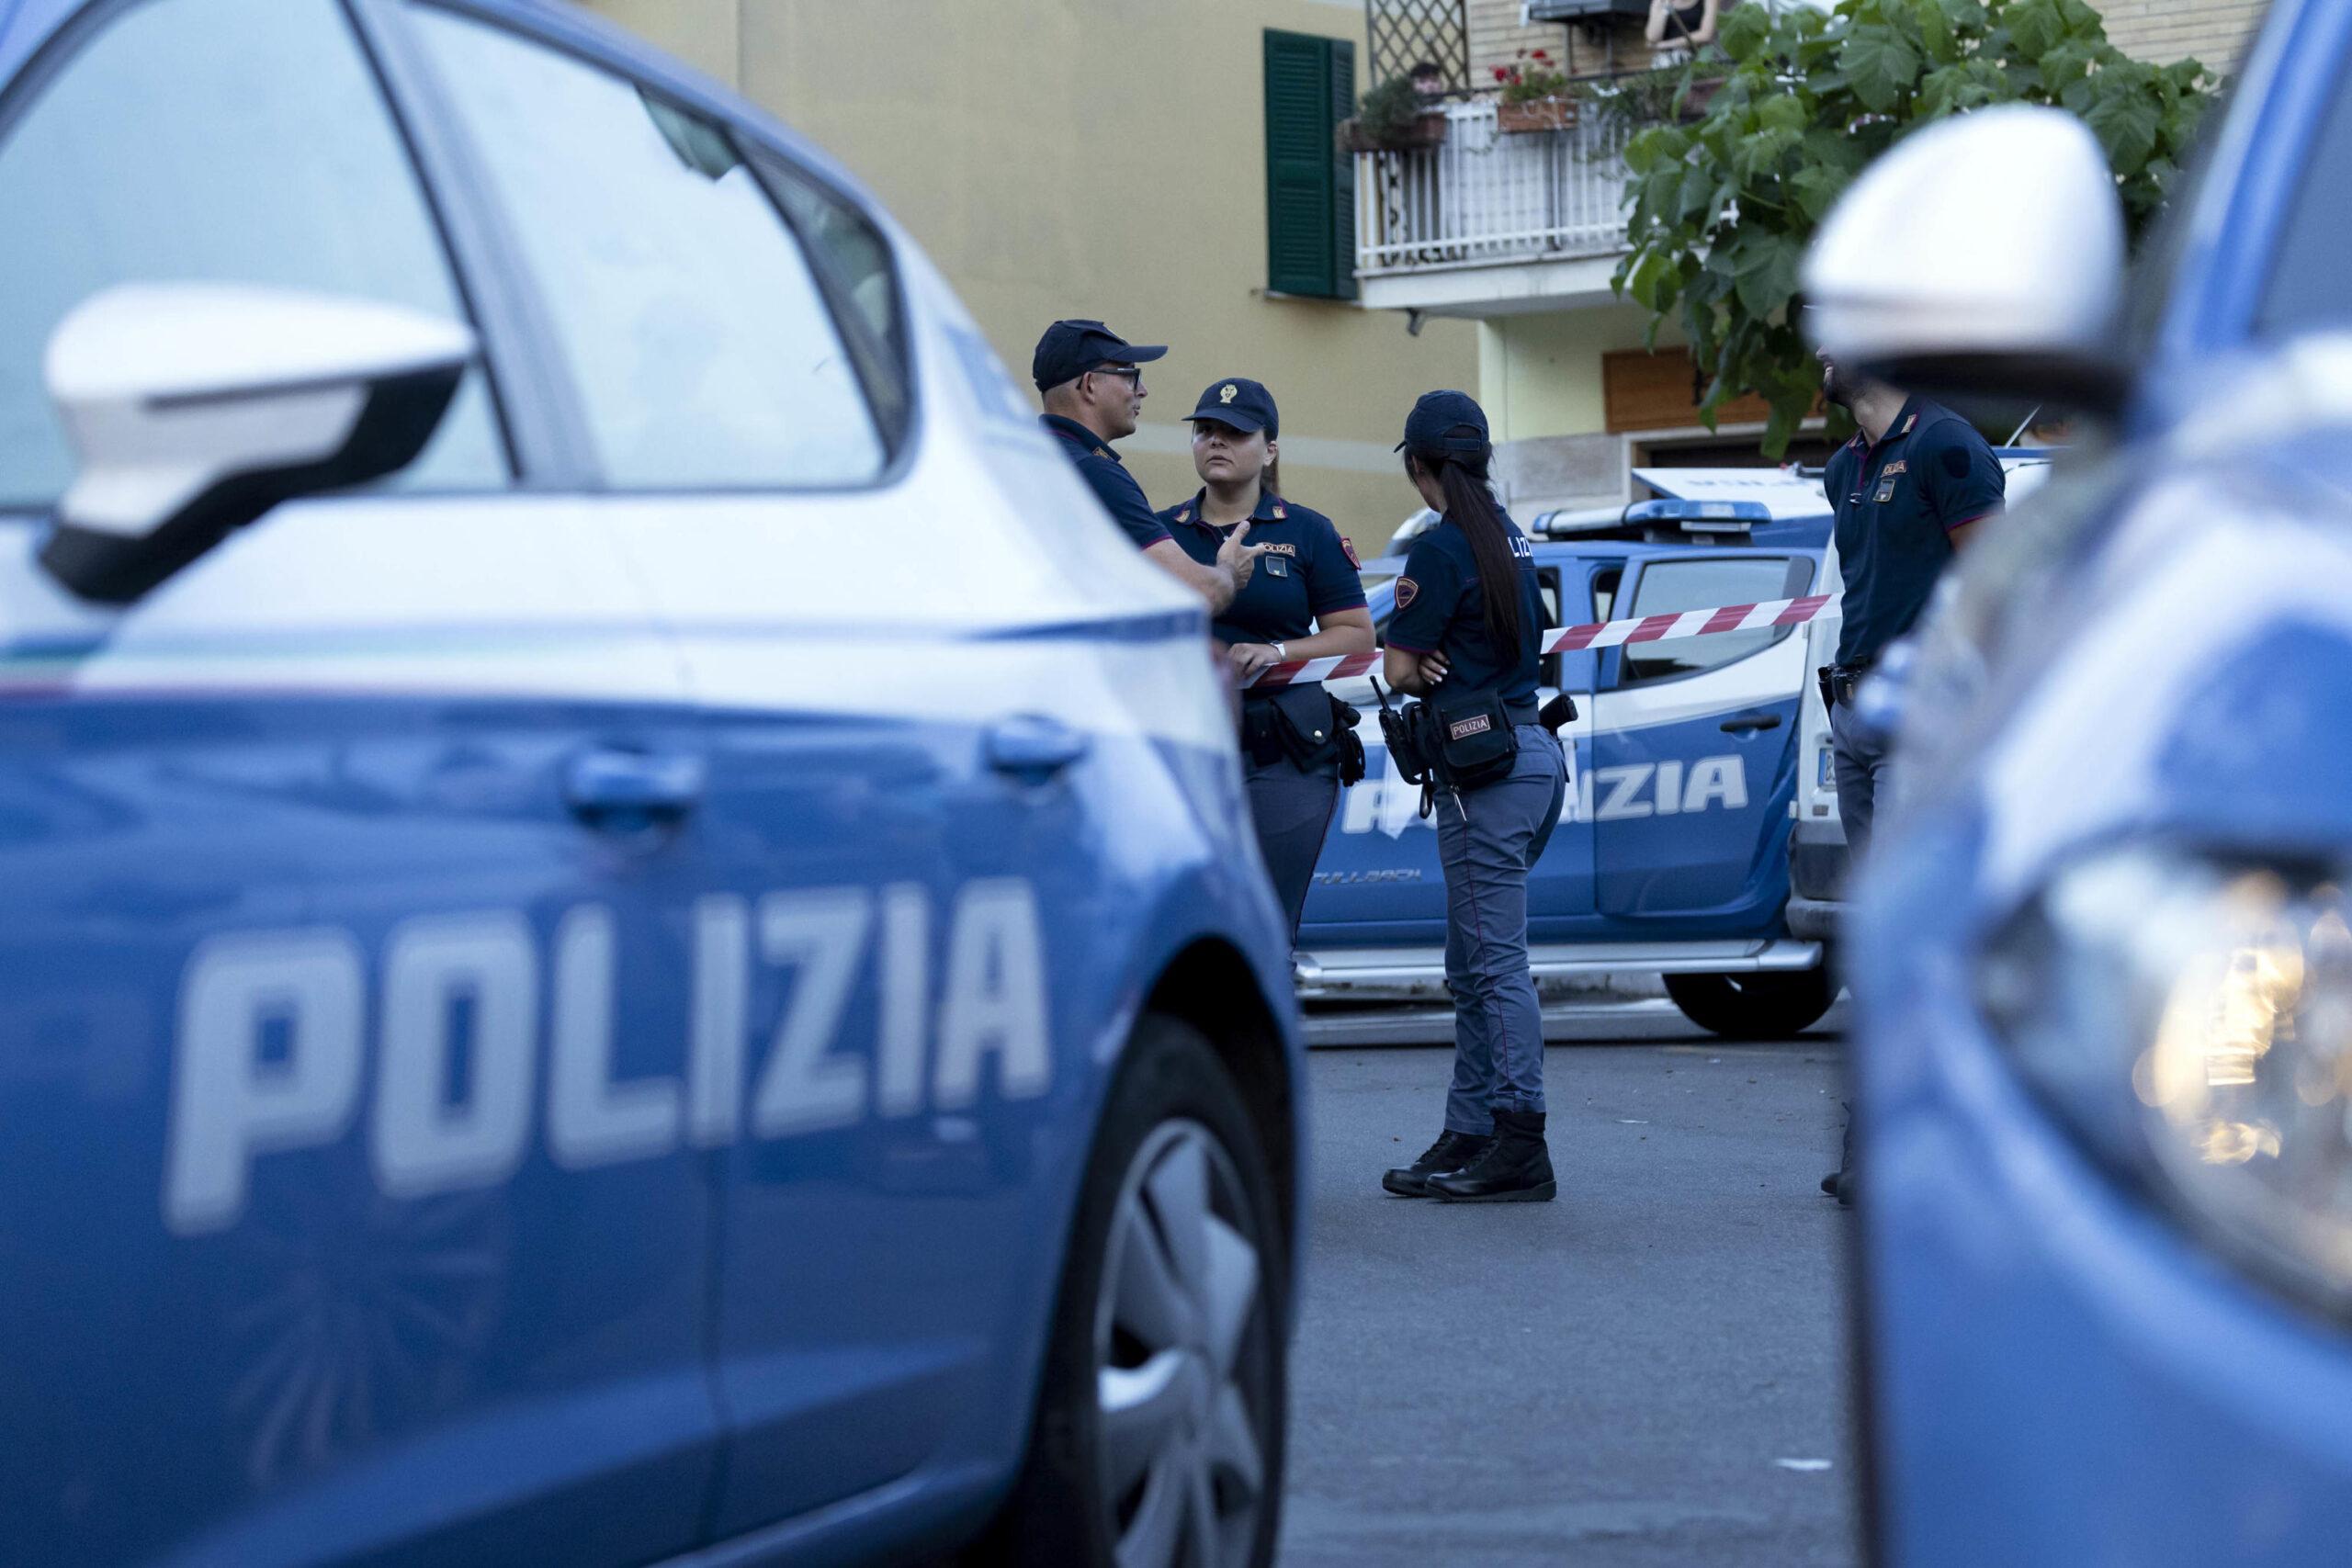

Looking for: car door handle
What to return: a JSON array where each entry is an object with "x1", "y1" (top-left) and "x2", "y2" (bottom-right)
[
  {"x1": 1720, "y1": 711, "x2": 1782, "y2": 734},
  {"x1": 986, "y1": 715, "x2": 1091, "y2": 782},
  {"x1": 563, "y1": 746, "x2": 705, "y2": 825}
]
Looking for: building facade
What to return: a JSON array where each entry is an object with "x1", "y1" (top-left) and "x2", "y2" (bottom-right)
[
  {"x1": 582, "y1": 0, "x2": 1477, "y2": 556},
  {"x1": 1351, "y1": 0, "x2": 2269, "y2": 514}
]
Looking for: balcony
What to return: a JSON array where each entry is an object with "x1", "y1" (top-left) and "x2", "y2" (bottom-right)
[{"x1": 1351, "y1": 100, "x2": 1634, "y2": 318}]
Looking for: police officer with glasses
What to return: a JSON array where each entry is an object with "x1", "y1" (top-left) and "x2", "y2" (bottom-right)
[
  {"x1": 1376, "y1": 391, "x2": 1569, "y2": 1204},
  {"x1": 1158, "y1": 378, "x2": 1372, "y2": 940},
  {"x1": 1033, "y1": 319, "x2": 1261, "y2": 608}
]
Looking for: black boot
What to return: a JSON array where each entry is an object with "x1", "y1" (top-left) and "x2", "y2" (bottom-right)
[
  {"x1": 1382, "y1": 1129, "x2": 1493, "y2": 1197},
  {"x1": 1428, "y1": 1110, "x2": 1555, "y2": 1202},
  {"x1": 1821, "y1": 1103, "x2": 1855, "y2": 1207}
]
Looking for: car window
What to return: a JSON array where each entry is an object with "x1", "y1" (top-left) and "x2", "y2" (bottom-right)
[
  {"x1": 2255, "y1": 63, "x2": 2352, "y2": 337},
  {"x1": 752, "y1": 152, "x2": 911, "y2": 454},
  {"x1": 411, "y1": 6, "x2": 887, "y2": 491},
  {"x1": 1619, "y1": 556, "x2": 1806, "y2": 687},
  {"x1": 0, "y1": 0, "x2": 507, "y2": 511}
]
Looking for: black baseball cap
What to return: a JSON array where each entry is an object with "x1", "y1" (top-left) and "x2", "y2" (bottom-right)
[
  {"x1": 1032, "y1": 319, "x2": 1167, "y2": 389},
  {"x1": 1396, "y1": 389, "x2": 1491, "y2": 458},
  {"x1": 1183, "y1": 377, "x2": 1279, "y2": 437}
]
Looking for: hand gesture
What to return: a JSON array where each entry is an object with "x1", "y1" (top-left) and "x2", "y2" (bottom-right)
[
  {"x1": 1216, "y1": 519, "x2": 1271, "y2": 592},
  {"x1": 1413, "y1": 650, "x2": 1451, "y2": 687}
]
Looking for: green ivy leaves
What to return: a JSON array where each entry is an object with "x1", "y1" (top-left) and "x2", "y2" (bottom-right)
[{"x1": 1610, "y1": 0, "x2": 2215, "y2": 456}]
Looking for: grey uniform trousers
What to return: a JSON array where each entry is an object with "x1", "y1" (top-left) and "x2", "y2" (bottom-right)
[
  {"x1": 1245, "y1": 750, "x2": 1340, "y2": 942},
  {"x1": 1438, "y1": 722, "x2": 1569, "y2": 1134}
]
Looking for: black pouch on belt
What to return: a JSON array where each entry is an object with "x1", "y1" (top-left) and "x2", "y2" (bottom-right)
[
  {"x1": 1262, "y1": 682, "x2": 1341, "y2": 769},
  {"x1": 1427, "y1": 683, "x2": 1519, "y2": 791},
  {"x1": 1329, "y1": 694, "x2": 1366, "y2": 785}
]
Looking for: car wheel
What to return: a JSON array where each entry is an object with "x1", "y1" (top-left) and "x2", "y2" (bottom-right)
[
  {"x1": 979, "y1": 1016, "x2": 1287, "y2": 1568},
  {"x1": 1665, "y1": 969, "x2": 1837, "y2": 1038}
]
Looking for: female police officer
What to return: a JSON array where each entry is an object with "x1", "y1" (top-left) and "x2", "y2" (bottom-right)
[
  {"x1": 1157, "y1": 378, "x2": 1372, "y2": 940},
  {"x1": 1376, "y1": 390, "x2": 1568, "y2": 1203}
]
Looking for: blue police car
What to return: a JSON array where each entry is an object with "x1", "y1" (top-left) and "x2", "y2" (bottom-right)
[
  {"x1": 1302, "y1": 479, "x2": 1840, "y2": 1038},
  {"x1": 0, "y1": 3, "x2": 1301, "y2": 1564},
  {"x1": 1805, "y1": 2, "x2": 2352, "y2": 1559}
]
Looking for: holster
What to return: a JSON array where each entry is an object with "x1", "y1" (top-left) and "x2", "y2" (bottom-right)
[{"x1": 1242, "y1": 683, "x2": 1342, "y2": 771}]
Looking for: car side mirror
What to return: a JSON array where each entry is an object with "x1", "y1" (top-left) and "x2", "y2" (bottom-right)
[
  {"x1": 40, "y1": 283, "x2": 475, "y2": 604},
  {"x1": 1803, "y1": 105, "x2": 2130, "y2": 417}
]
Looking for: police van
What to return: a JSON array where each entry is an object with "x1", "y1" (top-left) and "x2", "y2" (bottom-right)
[
  {"x1": 0, "y1": 4, "x2": 1302, "y2": 1565},
  {"x1": 1301, "y1": 470, "x2": 1840, "y2": 1038},
  {"x1": 1811, "y1": 0, "x2": 2352, "y2": 1557}
]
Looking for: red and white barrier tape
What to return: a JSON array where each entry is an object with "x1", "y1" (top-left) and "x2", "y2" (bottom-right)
[{"x1": 1237, "y1": 593, "x2": 1832, "y2": 690}]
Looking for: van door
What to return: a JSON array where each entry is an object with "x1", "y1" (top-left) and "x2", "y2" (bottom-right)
[{"x1": 1589, "y1": 554, "x2": 1814, "y2": 931}]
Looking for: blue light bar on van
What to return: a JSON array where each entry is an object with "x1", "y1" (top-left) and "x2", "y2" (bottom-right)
[{"x1": 1623, "y1": 499, "x2": 1772, "y2": 532}]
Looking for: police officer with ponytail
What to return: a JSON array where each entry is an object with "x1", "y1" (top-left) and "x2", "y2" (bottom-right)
[
  {"x1": 1376, "y1": 391, "x2": 1569, "y2": 1203},
  {"x1": 1158, "y1": 378, "x2": 1373, "y2": 939}
]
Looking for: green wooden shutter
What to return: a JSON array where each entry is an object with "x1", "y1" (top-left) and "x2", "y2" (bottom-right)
[
  {"x1": 1264, "y1": 29, "x2": 1351, "y2": 299},
  {"x1": 1329, "y1": 38, "x2": 1358, "y2": 302}
]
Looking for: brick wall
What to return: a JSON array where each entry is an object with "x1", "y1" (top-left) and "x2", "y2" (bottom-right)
[
  {"x1": 1464, "y1": 1, "x2": 2266, "y2": 85},
  {"x1": 1466, "y1": 0, "x2": 1668, "y2": 85},
  {"x1": 2096, "y1": 0, "x2": 2267, "y2": 74}
]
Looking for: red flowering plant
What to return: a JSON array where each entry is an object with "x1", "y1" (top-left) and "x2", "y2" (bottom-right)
[{"x1": 1491, "y1": 48, "x2": 1570, "y2": 105}]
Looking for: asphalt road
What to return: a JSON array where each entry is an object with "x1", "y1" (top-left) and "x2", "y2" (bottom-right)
[{"x1": 1277, "y1": 999, "x2": 1858, "y2": 1568}]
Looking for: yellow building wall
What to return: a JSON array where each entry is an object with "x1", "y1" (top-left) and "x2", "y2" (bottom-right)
[
  {"x1": 583, "y1": 0, "x2": 1476, "y2": 556},
  {"x1": 1478, "y1": 305, "x2": 1673, "y2": 444}
]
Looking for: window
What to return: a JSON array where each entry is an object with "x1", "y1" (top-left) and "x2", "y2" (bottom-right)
[
  {"x1": 0, "y1": 0, "x2": 505, "y2": 509},
  {"x1": 1618, "y1": 557, "x2": 1811, "y2": 687},
  {"x1": 2254, "y1": 64, "x2": 2352, "y2": 337},
  {"x1": 752, "y1": 152, "x2": 912, "y2": 456},
  {"x1": 411, "y1": 6, "x2": 887, "y2": 490},
  {"x1": 1263, "y1": 30, "x2": 1356, "y2": 301}
]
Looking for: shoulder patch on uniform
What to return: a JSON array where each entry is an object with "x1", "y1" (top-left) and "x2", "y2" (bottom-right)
[
  {"x1": 1940, "y1": 446, "x2": 1972, "y2": 478},
  {"x1": 1340, "y1": 535, "x2": 1360, "y2": 568},
  {"x1": 1395, "y1": 577, "x2": 1419, "y2": 610}
]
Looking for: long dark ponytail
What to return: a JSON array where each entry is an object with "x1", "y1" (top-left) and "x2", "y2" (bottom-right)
[{"x1": 1410, "y1": 447, "x2": 1524, "y2": 652}]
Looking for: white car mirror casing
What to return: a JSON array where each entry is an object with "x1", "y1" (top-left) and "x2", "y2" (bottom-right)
[
  {"x1": 1803, "y1": 105, "x2": 2130, "y2": 414},
  {"x1": 40, "y1": 283, "x2": 474, "y2": 604}
]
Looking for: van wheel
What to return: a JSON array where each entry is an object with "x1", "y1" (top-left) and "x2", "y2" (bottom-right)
[
  {"x1": 1665, "y1": 970, "x2": 1837, "y2": 1038},
  {"x1": 979, "y1": 1017, "x2": 1286, "y2": 1568}
]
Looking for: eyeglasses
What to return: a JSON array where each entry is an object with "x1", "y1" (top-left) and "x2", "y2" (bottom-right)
[{"x1": 1088, "y1": 365, "x2": 1144, "y2": 388}]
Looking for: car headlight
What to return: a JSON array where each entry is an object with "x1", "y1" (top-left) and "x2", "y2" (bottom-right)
[{"x1": 1979, "y1": 845, "x2": 2352, "y2": 1311}]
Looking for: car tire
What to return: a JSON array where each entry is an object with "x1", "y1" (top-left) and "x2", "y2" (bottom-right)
[
  {"x1": 1665, "y1": 969, "x2": 1837, "y2": 1038},
  {"x1": 976, "y1": 1016, "x2": 1288, "y2": 1568}
]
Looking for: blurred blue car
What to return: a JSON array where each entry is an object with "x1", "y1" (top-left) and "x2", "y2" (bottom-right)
[
  {"x1": 0, "y1": 2, "x2": 1301, "y2": 1564},
  {"x1": 1804, "y1": 0, "x2": 2352, "y2": 1560}
]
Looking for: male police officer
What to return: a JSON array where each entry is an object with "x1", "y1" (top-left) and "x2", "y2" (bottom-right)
[
  {"x1": 1035, "y1": 319, "x2": 1260, "y2": 609},
  {"x1": 1817, "y1": 349, "x2": 2005, "y2": 1203}
]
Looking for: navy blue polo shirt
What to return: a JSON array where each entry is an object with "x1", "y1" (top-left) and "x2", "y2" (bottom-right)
[
  {"x1": 1041, "y1": 413, "x2": 1170, "y2": 550},
  {"x1": 1826, "y1": 397, "x2": 2004, "y2": 666},
  {"x1": 1385, "y1": 509, "x2": 1546, "y2": 705},
  {"x1": 1159, "y1": 489, "x2": 1366, "y2": 650}
]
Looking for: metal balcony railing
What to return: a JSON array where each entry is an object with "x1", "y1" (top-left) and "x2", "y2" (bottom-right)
[{"x1": 1354, "y1": 100, "x2": 1634, "y2": 278}]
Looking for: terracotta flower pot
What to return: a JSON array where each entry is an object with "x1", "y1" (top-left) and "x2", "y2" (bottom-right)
[
  {"x1": 1337, "y1": 111, "x2": 1449, "y2": 153},
  {"x1": 1497, "y1": 96, "x2": 1576, "y2": 133}
]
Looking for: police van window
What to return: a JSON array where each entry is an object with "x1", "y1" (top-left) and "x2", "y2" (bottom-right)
[
  {"x1": 1618, "y1": 557, "x2": 1806, "y2": 687},
  {"x1": 2254, "y1": 65, "x2": 2352, "y2": 337},
  {"x1": 0, "y1": 0, "x2": 508, "y2": 511},
  {"x1": 409, "y1": 6, "x2": 888, "y2": 491}
]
